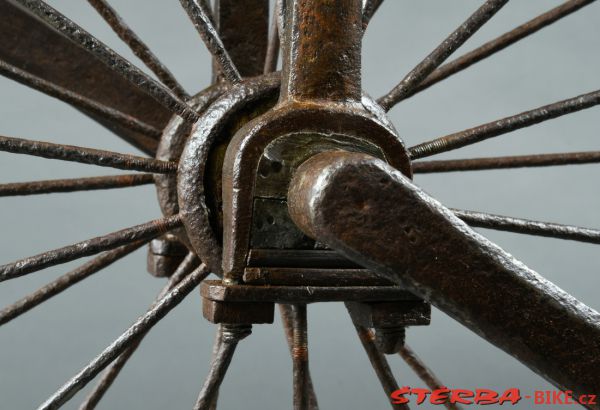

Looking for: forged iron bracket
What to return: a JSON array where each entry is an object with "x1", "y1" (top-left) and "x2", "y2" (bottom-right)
[{"x1": 287, "y1": 150, "x2": 600, "y2": 404}]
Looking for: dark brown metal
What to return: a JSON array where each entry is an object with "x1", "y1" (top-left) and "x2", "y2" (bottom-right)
[
  {"x1": 409, "y1": 89, "x2": 600, "y2": 159},
  {"x1": 38, "y1": 264, "x2": 209, "y2": 410},
  {"x1": 279, "y1": 305, "x2": 320, "y2": 409},
  {"x1": 405, "y1": 0, "x2": 597, "y2": 102},
  {"x1": 413, "y1": 150, "x2": 600, "y2": 173},
  {"x1": 243, "y1": 267, "x2": 394, "y2": 286},
  {"x1": 348, "y1": 311, "x2": 409, "y2": 410},
  {"x1": 14, "y1": 0, "x2": 199, "y2": 123},
  {"x1": 79, "y1": 252, "x2": 200, "y2": 410},
  {"x1": 453, "y1": 209, "x2": 600, "y2": 244},
  {"x1": 346, "y1": 301, "x2": 430, "y2": 354},
  {"x1": 87, "y1": 0, "x2": 189, "y2": 99},
  {"x1": 154, "y1": 84, "x2": 226, "y2": 250},
  {"x1": 146, "y1": 234, "x2": 190, "y2": 277},
  {"x1": 290, "y1": 304, "x2": 310, "y2": 410},
  {"x1": 0, "y1": 215, "x2": 182, "y2": 282},
  {"x1": 0, "y1": 135, "x2": 177, "y2": 174},
  {"x1": 0, "y1": 174, "x2": 154, "y2": 197},
  {"x1": 0, "y1": 0, "x2": 170, "y2": 154},
  {"x1": 202, "y1": 299, "x2": 274, "y2": 324},
  {"x1": 0, "y1": 241, "x2": 146, "y2": 327},
  {"x1": 264, "y1": 0, "x2": 281, "y2": 74},
  {"x1": 180, "y1": 0, "x2": 242, "y2": 84},
  {"x1": 201, "y1": 280, "x2": 418, "y2": 304},
  {"x1": 398, "y1": 345, "x2": 462, "y2": 410},
  {"x1": 0, "y1": 61, "x2": 162, "y2": 139},
  {"x1": 288, "y1": 151, "x2": 600, "y2": 405},
  {"x1": 193, "y1": 324, "x2": 252, "y2": 410},
  {"x1": 214, "y1": 0, "x2": 269, "y2": 78},
  {"x1": 377, "y1": 0, "x2": 509, "y2": 112},
  {"x1": 362, "y1": 0, "x2": 385, "y2": 30},
  {"x1": 178, "y1": 73, "x2": 281, "y2": 274},
  {"x1": 247, "y1": 249, "x2": 362, "y2": 269},
  {"x1": 280, "y1": 0, "x2": 362, "y2": 102}
]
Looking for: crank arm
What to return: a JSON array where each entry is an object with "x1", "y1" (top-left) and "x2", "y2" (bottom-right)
[{"x1": 288, "y1": 151, "x2": 600, "y2": 405}]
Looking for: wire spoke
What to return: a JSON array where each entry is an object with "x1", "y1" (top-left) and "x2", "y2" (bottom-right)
[
  {"x1": 0, "y1": 215, "x2": 182, "y2": 282},
  {"x1": 362, "y1": 0, "x2": 385, "y2": 30},
  {"x1": 264, "y1": 0, "x2": 281, "y2": 75},
  {"x1": 15, "y1": 0, "x2": 198, "y2": 123},
  {"x1": 0, "y1": 135, "x2": 177, "y2": 174},
  {"x1": 409, "y1": 89, "x2": 600, "y2": 159},
  {"x1": 0, "y1": 242, "x2": 146, "y2": 327},
  {"x1": 0, "y1": 174, "x2": 154, "y2": 197},
  {"x1": 413, "y1": 151, "x2": 600, "y2": 173},
  {"x1": 279, "y1": 304, "x2": 320, "y2": 409},
  {"x1": 79, "y1": 252, "x2": 199, "y2": 410},
  {"x1": 0, "y1": 61, "x2": 162, "y2": 139},
  {"x1": 86, "y1": 0, "x2": 189, "y2": 99},
  {"x1": 377, "y1": 0, "x2": 509, "y2": 112},
  {"x1": 36, "y1": 264, "x2": 208, "y2": 410},
  {"x1": 290, "y1": 304, "x2": 310, "y2": 410},
  {"x1": 453, "y1": 209, "x2": 600, "y2": 244},
  {"x1": 404, "y1": 0, "x2": 596, "y2": 101},
  {"x1": 179, "y1": 0, "x2": 242, "y2": 84},
  {"x1": 193, "y1": 324, "x2": 252, "y2": 410},
  {"x1": 398, "y1": 345, "x2": 461, "y2": 410},
  {"x1": 347, "y1": 308, "x2": 409, "y2": 410}
]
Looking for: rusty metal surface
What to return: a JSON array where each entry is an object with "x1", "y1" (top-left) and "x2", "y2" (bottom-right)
[
  {"x1": 0, "y1": 0, "x2": 171, "y2": 154},
  {"x1": 15, "y1": 0, "x2": 199, "y2": 123},
  {"x1": 79, "y1": 252, "x2": 199, "y2": 410},
  {"x1": 288, "y1": 151, "x2": 600, "y2": 404},
  {"x1": 413, "y1": 150, "x2": 600, "y2": 173},
  {"x1": 0, "y1": 60, "x2": 162, "y2": 140},
  {"x1": 39, "y1": 264, "x2": 209, "y2": 410},
  {"x1": 180, "y1": 0, "x2": 242, "y2": 84},
  {"x1": 0, "y1": 215, "x2": 182, "y2": 282},
  {"x1": 406, "y1": 0, "x2": 597, "y2": 102},
  {"x1": 348, "y1": 312, "x2": 409, "y2": 410},
  {"x1": 243, "y1": 267, "x2": 393, "y2": 286},
  {"x1": 221, "y1": 102, "x2": 411, "y2": 281},
  {"x1": 193, "y1": 324, "x2": 252, "y2": 410},
  {"x1": 201, "y1": 280, "x2": 418, "y2": 304},
  {"x1": 409, "y1": 89, "x2": 600, "y2": 159},
  {"x1": 0, "y1": 241, "x2": 146, "y2": 326},
  {"x1": 290, "y1": 304, "x2": 310, "y2": 410},
  {"x1": 362, "y1": 0, "x2": 385, "y2": 30},
  {"x1": 398, "y1": 345, "x2": 462, "y2": 410},
  {"x1": 279, "y1": 304, "x2": 320, "y2": 409},
  {"x1": 178, "y1": 73, "x2": 280, "y2": 274},
  {"x1": 87, "y1": 0, "x2": 189, "y2": 99},
  {"x1": 214, "y1": 0, "x2": 269, "y2": 78},
  {"x1": 264, "y1": 0, "x2": 281, "y2": 74},
  {"x1": 202, "y1": 299, "x2": 274, "y2": 324},
  {"x1": 146, "y1": 234, "x2": 189, "y2": 277},
  {"x1": 0, "y1": 174, "x2": 154, "y2": 197},
  {"x1": 377, "y1": 0, "x2": 509, "y2": 111},
  {"x1": 0, "y1": 135, "x2": 177, "y2": 174},
  {"x1": 280, "y1": 0, "x2": 362, "y2": 102},
  {"x1": 453, "y1": 209, "x2": 600, "y2": 244}
]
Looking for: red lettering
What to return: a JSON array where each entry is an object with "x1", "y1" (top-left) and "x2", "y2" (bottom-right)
[
  {"x1": 390, "y1": 387, "x2": 411, "y2": 404},
  {"x1": 534, "y1": 391, "x2": 545, "y2": 404},
  {"x1": 475, "y1": 389, "x2": 499, "y2": 405},
  {"x1": 564, "y1": 391, "x2": 574, "y2": 405},
  {"x1": 552, "y1": 390, "x2": 565, "y2": 404},
  {"x1": 412, "y1": 388, "x2": 430, "y2": 405},
  {"x1": 430, "y1": 387, "x2": 450, "y2": 405},
  {"x1": 450, "y1": 389, "x2": 474, "y2": 405},
  {"x1": 498, "y1": 388, "x2": 521, "y2": 405}
]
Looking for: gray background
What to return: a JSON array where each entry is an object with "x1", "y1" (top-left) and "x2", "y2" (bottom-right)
[{"x1": 1, "y1": 1, "x2": 599, "y2": 409}]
